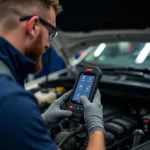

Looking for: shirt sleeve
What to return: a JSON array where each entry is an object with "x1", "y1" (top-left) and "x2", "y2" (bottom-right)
[{"x1": 0, "y1": 91, "x2": 58, "y2": 150}]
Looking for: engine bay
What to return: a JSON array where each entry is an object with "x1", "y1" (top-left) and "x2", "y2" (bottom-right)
[{"x1": 27, "y1": 69, "x2": 150, "y2": 150}]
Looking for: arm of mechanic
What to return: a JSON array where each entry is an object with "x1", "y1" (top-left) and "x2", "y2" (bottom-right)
[
  {"x1": 80, "y1": 90, "x2": 106, "y2": 150},
  {"x1": 88, "y1": 131, "x2": 105, "y2": 150}
]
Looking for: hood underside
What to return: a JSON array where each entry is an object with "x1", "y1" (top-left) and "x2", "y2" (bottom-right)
[
  {"x1": 53, "y1": 0, "x2": 150, "y2": 65},
  {"x1": 52, "y1": 29, "x2": 150, "y2": 65}
]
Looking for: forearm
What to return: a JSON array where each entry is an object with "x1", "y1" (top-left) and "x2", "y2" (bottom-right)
[{"x1": 87, "y1": 131, "x2": 106, "y2": 150}]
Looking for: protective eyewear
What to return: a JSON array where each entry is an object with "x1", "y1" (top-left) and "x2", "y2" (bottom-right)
[{"x1": 20, "y1": 16, "x2": 59, "y2": 42}]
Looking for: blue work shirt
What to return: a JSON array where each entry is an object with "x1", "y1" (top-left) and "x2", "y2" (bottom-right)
[{"x1": 0, "y1": 37, "x2": 58, "y2": 150}]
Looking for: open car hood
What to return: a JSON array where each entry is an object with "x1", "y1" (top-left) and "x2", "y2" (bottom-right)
[
  {"x1": 51, "y1": 29, "x2": 150, "y2": 66},
  {"x1": 52, "y1": 0, "x2": 150, "y2": 66}
]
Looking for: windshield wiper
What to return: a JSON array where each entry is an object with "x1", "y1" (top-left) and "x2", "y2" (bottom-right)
[{"x1": 99, "y1": 66, "x2": 150, "y2": 79}]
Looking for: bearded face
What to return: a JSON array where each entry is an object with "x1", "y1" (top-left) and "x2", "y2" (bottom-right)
[
  {"x1": 24, "y1": 29, "x2": 46, "y2": 74},
  {"x1": 23, "y1": 7, "x2": 56, "y2": 74}
]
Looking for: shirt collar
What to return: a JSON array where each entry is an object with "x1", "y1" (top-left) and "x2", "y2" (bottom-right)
[{"x1": 0, "y1": 37, "x2": 36, "y2": 86}]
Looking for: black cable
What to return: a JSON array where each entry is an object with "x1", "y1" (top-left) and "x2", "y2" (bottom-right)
[
  {"x1": 58, "y1": 124, "x2": 83, "y2": 148},
  {"x1": 45, "y1": 48, "x2": 51, "y2": 83}
]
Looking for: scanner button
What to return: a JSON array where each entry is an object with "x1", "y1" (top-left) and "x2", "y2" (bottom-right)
[{"x1": 69, "y1": 105, "x2": 74, "y2": 110}]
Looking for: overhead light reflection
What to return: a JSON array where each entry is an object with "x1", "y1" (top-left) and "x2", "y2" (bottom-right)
[
  {"x1": 94, "y1": 43, "x2": 106, "y2": 57},
  {"x1": 135, "y1": 43, "x2": 150, "y2": 64}
]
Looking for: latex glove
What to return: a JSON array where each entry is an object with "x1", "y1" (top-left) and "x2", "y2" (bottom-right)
[
  {"x1": 80, "y1": 90, "x2": 105, "y2": 136},
  {"x1": 42, "y1": 90, "x2": 72, "y2": 127}
]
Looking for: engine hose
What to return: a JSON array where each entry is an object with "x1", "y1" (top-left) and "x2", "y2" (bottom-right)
[{"x1": 58, "y1": 124, "x2": 83, "y2": 148}]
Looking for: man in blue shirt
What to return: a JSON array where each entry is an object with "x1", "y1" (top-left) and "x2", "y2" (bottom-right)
[{"x1": 0, "y1": 0, "x2": 105, "y2": 150}]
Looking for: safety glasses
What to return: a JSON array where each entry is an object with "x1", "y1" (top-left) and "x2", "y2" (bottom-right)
[{"x1": 20, "y1": 16, "x2": 59, "y2": 42}]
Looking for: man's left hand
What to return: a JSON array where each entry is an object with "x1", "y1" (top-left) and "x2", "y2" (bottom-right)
[{"x1": 42, "y1": 90, "x2": 72, "y2": 127}]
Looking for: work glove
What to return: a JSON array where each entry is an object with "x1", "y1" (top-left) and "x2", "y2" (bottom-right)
[
  {"x1": 42, "y1": 90, "x2": 72, "y2": 127},
  {"x1": 80, "y1": 90, "x2": 105, "y2": 136}
]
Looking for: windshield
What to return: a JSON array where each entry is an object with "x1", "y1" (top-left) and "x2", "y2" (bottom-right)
[{"x1": 83, "y1": 42, "x2": 150, "y2": 68}]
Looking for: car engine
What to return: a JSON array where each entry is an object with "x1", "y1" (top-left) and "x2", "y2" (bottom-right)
[
  {"x1": 27, "y1": 68, "x2": 150, "y2": 150},
  {"x1": 50, "y1": 93, "x2": 150, "y2": 150},
  {"x1": 51, "y1": 104, "x2": 140, "y2": 150}
]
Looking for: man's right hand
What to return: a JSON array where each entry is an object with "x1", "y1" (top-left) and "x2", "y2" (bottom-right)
[{"x1": 80, "y1": 90, "x2": 105, "y2": 136}]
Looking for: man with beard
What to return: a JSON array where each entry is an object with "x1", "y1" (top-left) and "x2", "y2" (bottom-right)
[{"x1": 0, "y1": 0, "x2": 105, "y2": 150}]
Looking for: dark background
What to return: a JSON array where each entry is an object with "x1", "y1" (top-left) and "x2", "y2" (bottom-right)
[{"x1": 57, "y1": 0, "x2": 150, "y2": 31}]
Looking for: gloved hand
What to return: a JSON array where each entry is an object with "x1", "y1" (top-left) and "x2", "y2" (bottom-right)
[
  {"x1": 42, "y1": 90, "x2": 72, "y2": 127},
  {"x1": 80, "y1": 90, "x2": 105, "y2": 136}
]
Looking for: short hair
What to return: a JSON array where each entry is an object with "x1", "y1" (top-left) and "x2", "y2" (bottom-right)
[{"x1": 0, "y1": 0, "x2": 62, "y2": 30}]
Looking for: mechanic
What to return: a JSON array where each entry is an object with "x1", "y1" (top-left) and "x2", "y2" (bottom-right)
[{"x1": 0, "y1": 0, "x2": 105, "y2": 150}]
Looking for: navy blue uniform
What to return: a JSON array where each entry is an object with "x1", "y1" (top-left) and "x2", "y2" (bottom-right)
[{"x1": 0, "y1": 37, "x2": 58, "y2": 150}]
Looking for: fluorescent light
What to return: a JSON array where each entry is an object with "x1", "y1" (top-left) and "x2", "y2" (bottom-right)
[
  {"x1": 94, "y1": 43, "x2": 106, "y2": 57},
  {"x1": 135, "y1": 43, "x2": 150, "y2": 64}
]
